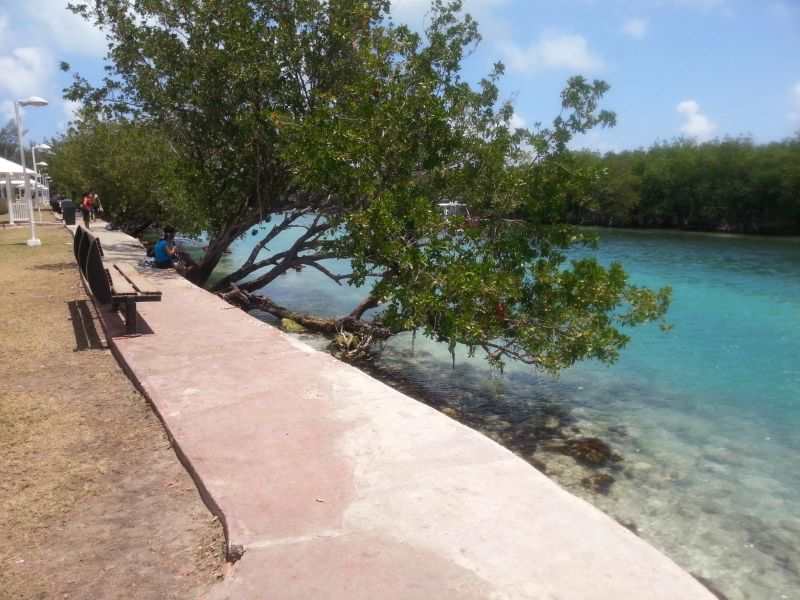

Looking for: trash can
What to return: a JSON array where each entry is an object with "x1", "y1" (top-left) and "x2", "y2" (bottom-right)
[{"x1": 61, "y1": 200, "x2": 76, "y2": 225}]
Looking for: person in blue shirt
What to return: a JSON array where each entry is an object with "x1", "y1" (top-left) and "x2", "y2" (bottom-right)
[{"x1": 153, "y1": 226, "x2": 177, "y2": 268}]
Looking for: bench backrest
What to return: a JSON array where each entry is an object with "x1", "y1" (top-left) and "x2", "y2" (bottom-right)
[
  {"x1": 72, "y1": 225, "x2": 84, "y2": 264},
  {"x1": 73, "y1": 225, "x2": 113, "y2": 304}
]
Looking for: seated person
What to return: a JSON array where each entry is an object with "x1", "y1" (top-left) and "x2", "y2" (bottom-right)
[{"x1": 153, "y1": 226, "x2": 177, "y2": 268}]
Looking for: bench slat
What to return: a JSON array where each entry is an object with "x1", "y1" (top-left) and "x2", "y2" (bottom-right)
[
  {"x1": 107, "y1": 266, "x2": 138, "y2": 296},
  {"x1": 113, "y1": 263, "x2": 161, "y2": 296}
]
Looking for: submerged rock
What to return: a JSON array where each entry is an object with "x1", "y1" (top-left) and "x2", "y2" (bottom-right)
[
  {"x1": 548, "y1": 437, "x2": 621, "y2": 467},
  {"x1": 281, "y1": 318, "x2": 307, "y2": 333},
  {"x1": 543, "y1": 416, "x2": 561, "y2": 430},
  {"x1": 581, "y1": 473, "x2": 615, "y2": 495},
  {"x1": 483, "y1": 414, "x2": 513, "y2": 431},
  {"x1": 440, "y1": 406, "x2": 461, "y2": 419}
]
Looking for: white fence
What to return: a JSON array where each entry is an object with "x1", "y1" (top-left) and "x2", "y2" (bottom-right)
[{"x1": 10, "y1": 200, "x2": 30, "y2": 222}]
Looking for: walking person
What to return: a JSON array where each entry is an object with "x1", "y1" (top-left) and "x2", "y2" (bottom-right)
[
  {"x1": 80, "y1": 192, "x2": 93, "y2": 229},
  {"x1": 91, "y1": 193, "x2": 102, "y2": 221}
]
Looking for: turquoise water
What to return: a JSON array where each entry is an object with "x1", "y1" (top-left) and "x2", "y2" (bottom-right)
[{"x1": 206, "y1": 226, "x2": 800, "y2": 599}]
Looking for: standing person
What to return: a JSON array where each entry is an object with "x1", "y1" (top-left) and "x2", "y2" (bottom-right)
[
  {"x1": 153, "y1": 226, "x2": 178, "y2": 268},
  {"x1": 80, "y1": 192, "x2": 93, "y2": 229},
  {"x1": 91, "y1": 193, "x2": 101, "y2": 221}
]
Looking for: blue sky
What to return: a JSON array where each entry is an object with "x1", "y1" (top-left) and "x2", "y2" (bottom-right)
[{"x1": 1, "y1": 0, "x2": 798, "y2": 152}]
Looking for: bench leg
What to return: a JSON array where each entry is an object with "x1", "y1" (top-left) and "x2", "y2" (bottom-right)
[{"x1": 124, "y1": 299, "x2": 137, "y2": 334}]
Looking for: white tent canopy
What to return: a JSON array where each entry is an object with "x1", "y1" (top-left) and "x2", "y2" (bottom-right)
[
  {"x1": 0, "y1": 156, "x2": 36, "y2": 175},
  {"x1": 1, "y1": 156, "x2": 42, "y2": 222}
]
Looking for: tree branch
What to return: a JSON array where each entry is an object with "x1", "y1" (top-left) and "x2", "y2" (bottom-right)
[
  {"x1": 211, "y1": 210, "x2": 312, "y2": 290},
  {"x1": 212, "y1": 217, "x2": 332, "y2": 292},
  {"x1": 349, "y1": 295, "x2": 380, "y2": 319}
]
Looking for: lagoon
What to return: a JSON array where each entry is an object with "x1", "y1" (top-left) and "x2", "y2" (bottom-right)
[{"x1": 210, "y1": 226, "x2": 800, "y2": 599}]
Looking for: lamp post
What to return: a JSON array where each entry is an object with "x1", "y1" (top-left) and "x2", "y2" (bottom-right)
[
  {"x1": 35, "y1": 161, "x2": 49, "y2": 220},
  {"x1": 43, "y1": 174, "x2": 51, "y2": 205},
  {"x1": 32, "y1": 144, "x2": 51, "y2": 209},
  {"x1": 4, "y1": 173, "x2": 13, "y2": 226},
  {"x1": 14, "y1": 96, "x2": 48, "y2": 247}
]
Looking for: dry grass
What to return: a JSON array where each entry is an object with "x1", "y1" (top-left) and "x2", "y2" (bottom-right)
[{"x1": 0, "y1": 224, "x2": 224, "y2": 599}]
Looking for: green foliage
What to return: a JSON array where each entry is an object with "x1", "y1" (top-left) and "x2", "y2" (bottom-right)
[
  {"x1": 49, "y1": 119, "x2": 192, "y2": 233},
  {"x1": 0, "y1": 120, "x2": 19, "y2": 161},
  {"x1": 570, "y1": 136, "x2": 800, "y2": 234},
  {"x1": 65, "y1": 0, "x2": 671, "y2": 372},
  {"x1": 343, "y1": 192, "x2": 670, "y2": 372}
]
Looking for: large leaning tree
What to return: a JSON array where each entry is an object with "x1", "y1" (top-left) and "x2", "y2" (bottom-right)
[{"x1": 66, "y1": 0, "x2": 670, "y2": 371}]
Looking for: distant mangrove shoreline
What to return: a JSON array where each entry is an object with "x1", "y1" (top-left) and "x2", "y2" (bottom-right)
[{"x1": 569, "y1": 136, "x2": 800, "y2": 236}]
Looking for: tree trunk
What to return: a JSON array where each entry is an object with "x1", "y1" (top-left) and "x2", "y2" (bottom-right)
[
  {"x1": 186, "y1": 219, "x2": 259, "y2": 286},
  {"x1": 219, "y1": 286, "x2": 394, "y2": 339}
]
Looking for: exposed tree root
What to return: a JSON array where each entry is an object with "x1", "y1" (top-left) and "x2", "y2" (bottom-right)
[{"x1": 218, "y1": 285, "x2": 393, "y2": 341}]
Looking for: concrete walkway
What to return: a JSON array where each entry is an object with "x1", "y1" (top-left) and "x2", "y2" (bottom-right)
[{"x1": 72, "y1": 225, "x2": 715, "y2": 599}]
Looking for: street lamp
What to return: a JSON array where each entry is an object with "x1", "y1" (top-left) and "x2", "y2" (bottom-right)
[
  {"x1": 35, "y1": 161, "x2": 50, "y2": 220},
  {"x1": 14, "y1": 96, "x2": 48, "y2": 247},
  {"x1": 38, "y1": 144, "x2": 53, "y2": 204},
  {"x1": 32, "y1": 144, "x2": 52, "y2": 210}
]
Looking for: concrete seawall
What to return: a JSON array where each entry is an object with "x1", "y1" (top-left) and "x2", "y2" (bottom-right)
[{"x1": 73, "y1": 225, "x2": 715, "y2": 599}]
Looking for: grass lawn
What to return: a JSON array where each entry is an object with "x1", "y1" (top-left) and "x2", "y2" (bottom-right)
[{"x1": 0, "y1": 224, "x2": 224, "y2": 599}]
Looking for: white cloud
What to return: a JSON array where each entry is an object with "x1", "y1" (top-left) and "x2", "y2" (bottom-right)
[
  {"x1": 502, "y1": 31, "x2": 604, "y2": 74},
  {"x1": 510, "y1": 112, "x2": 526, "y2": 129},
  {"x1": 0, "y1": 0, "x2": 105, "y2": 58},
  {"x1": 0, "y1": 47, "x2": 54, "y2": 99},
  {"x1": 23, "y1": 0, "x2": 106, "y2": 57},
  {"x1": 63, "y1": 98, "x2": 81, "y2": 122},
  {"x1": 676, "y1": 99, "x2": 717, "y2": 141},
  {"x1": 622, "y1": 17, "x2": 648, "y2": 40},
  {"x1": 57, "y1": 98, "x2": 82, "y2": 131},
  {"x1": 0, "y1": 100, "x2": 15, "y2": 123},
  {"x1": 789, "y1": 82, "x2": 800, "y2": 123}
]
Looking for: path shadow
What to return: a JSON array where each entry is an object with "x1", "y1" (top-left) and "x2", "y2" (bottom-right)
[
  {"x1": 68, "y1": 300, "x2": 107, "y2": 351},
  {"x1": 97, "y1": 303, "x2": 155, "y2": 338}
]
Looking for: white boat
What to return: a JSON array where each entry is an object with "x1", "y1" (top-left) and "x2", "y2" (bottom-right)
[{"x1": 437, "y1": 201, "x2": 471, "y2": 219}]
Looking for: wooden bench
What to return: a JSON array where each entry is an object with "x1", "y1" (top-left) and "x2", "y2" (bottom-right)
[{"x1": 73, "y1": 225, "x2": 162, "y2": 334}]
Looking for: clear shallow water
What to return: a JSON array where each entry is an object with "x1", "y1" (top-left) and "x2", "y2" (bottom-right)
[{"x1": 209, "y1": 226, "x2": 800, "y2": 599}]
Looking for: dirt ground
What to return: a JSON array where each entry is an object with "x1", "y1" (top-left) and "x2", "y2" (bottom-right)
[{"x1": 0, "y1": 221, "x2": 225, "y2": 599}]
